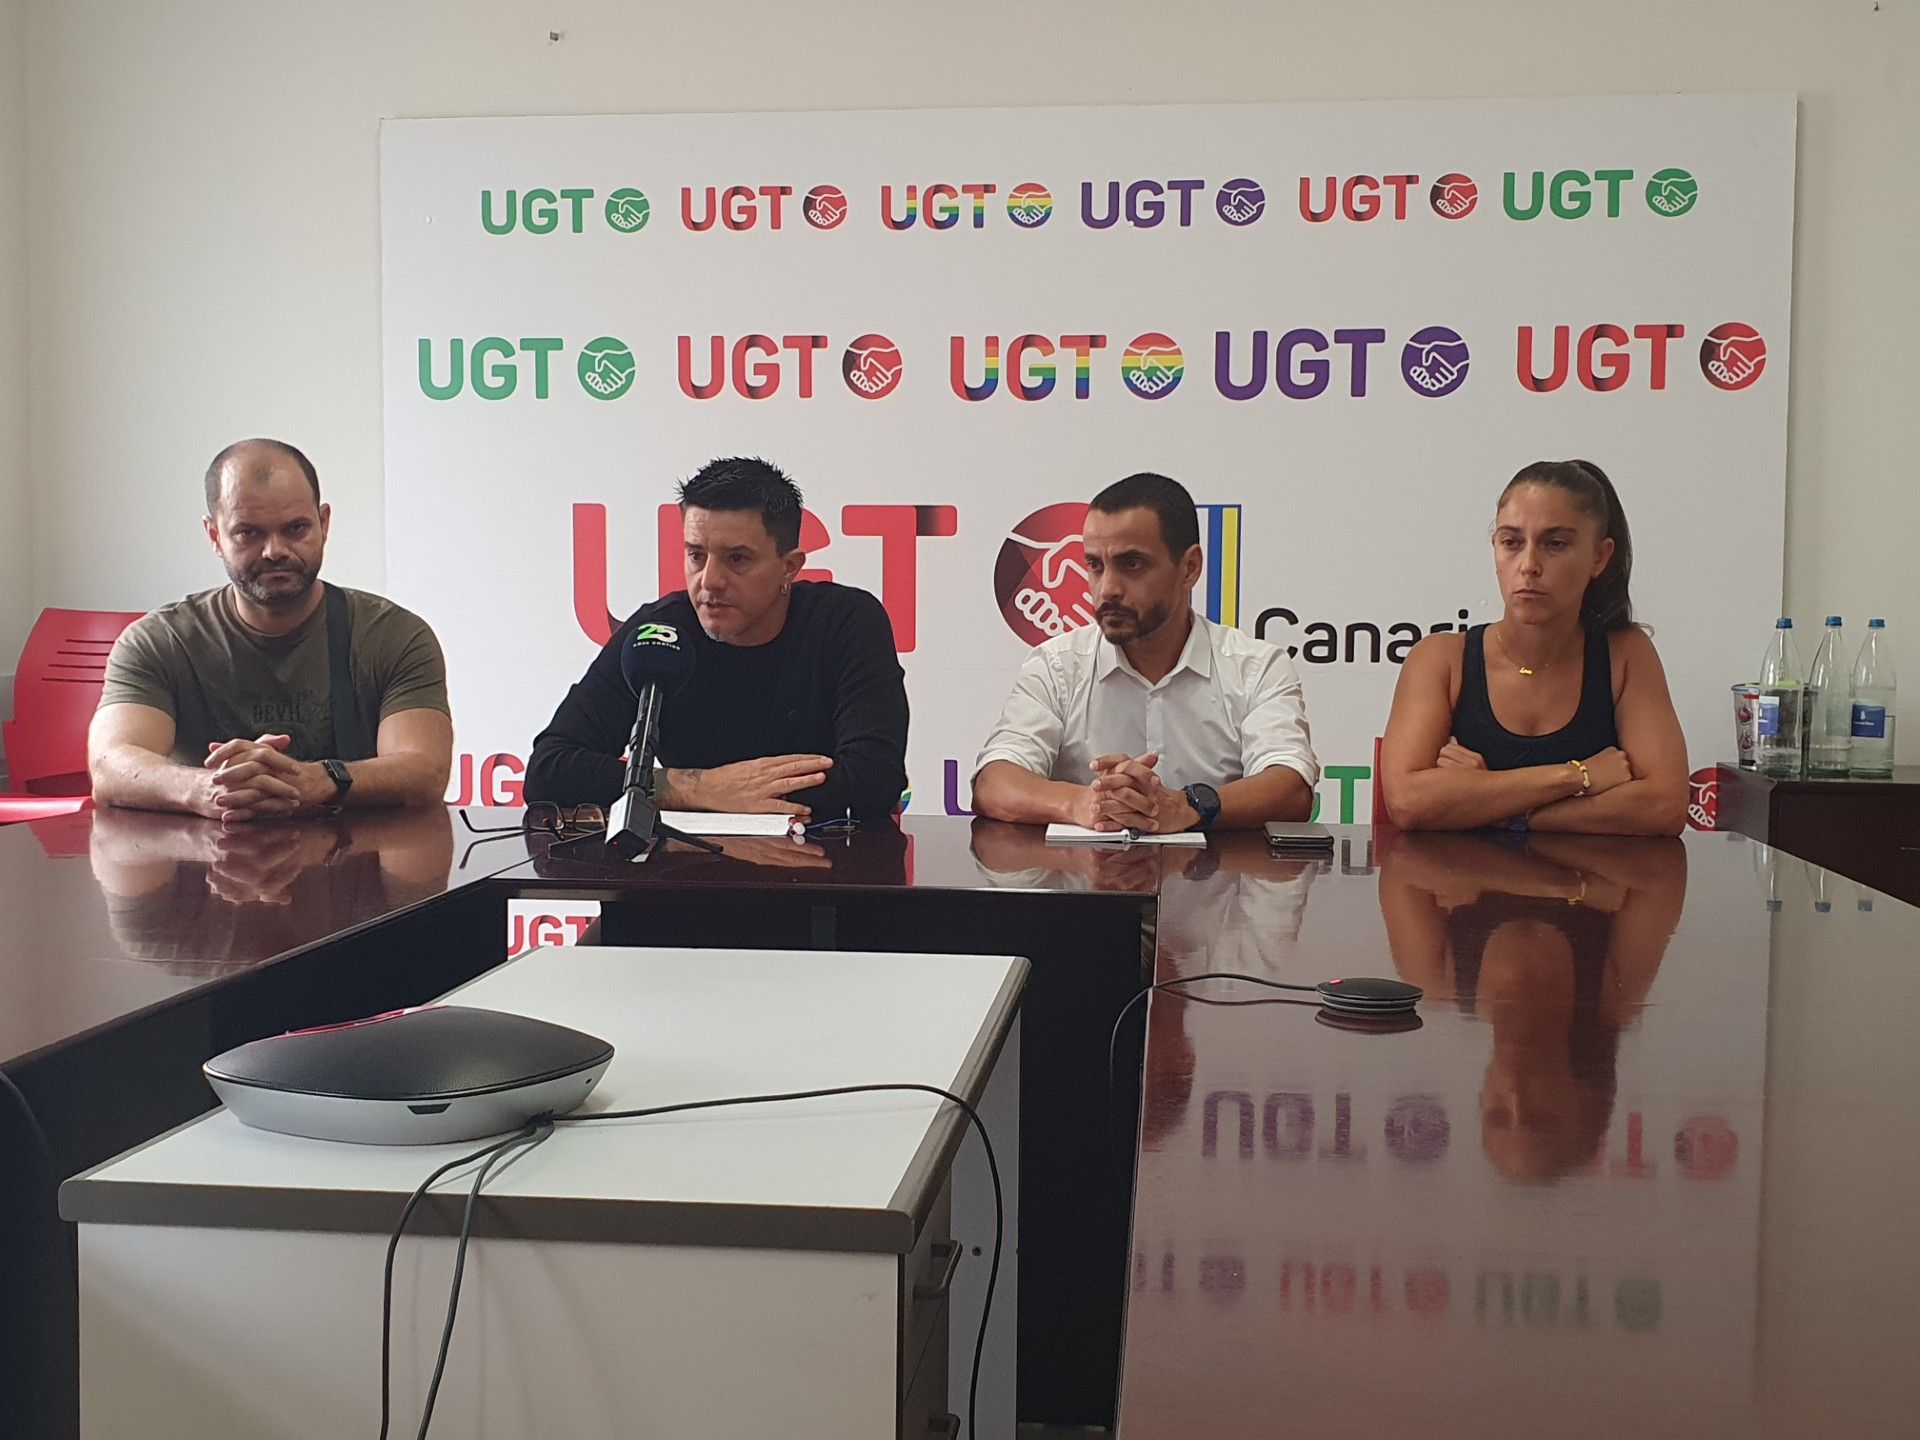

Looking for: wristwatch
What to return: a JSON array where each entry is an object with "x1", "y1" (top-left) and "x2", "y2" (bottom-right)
[
  {"x1": 1182, "y1": 782, "x2": 1222, "y2": 832},
  {"x1": 320, "y1": 759, "x2": 354, "y2": 808}
]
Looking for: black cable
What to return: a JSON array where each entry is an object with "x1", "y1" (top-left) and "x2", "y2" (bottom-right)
[
  {"x1": 413, "y1": 1121, "x2": 553, "y2": 1440},
  {"x1": 1, "y1": 1064, "x2": 79, "y2": 1280},
  {"x1": 553, "y1": 1081, "x2": 1004, "y2": 1440},
  {"x1": 0, "y1": 1065, "x2": 58, "y2": 1182},
  {"x1": 1108, "y1": 971, "x2": 1320, "y2": 1098},
  {"x1": 377, "y1": 1120, "x2": 554, "y2": 1440},
  {"x1": 1106, "y1": 972, "x2": 1321, "y2": 1166}
]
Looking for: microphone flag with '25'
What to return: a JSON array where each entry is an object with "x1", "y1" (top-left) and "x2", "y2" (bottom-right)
[{"x1": 606, "y1": 622, "x2": 696, "y2": 858}]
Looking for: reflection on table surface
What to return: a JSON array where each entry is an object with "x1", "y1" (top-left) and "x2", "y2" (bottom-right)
[
  {"x1": 1121, "y1": 826, "x2": 1920, "y2": 1439},
  {"x1": 7, "y1": 807, "x2": 1917, "y2": 1436},
  {"x1": 513, "y1": 814, "x2": 1176, "y2": 896},
  {"x1": 0, "y1": 805, "x2": 487, "y2": 1066}
]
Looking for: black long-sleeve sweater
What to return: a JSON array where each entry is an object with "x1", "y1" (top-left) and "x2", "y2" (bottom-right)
[{"x1": 525, "y1": 583, "x2": 909, "y2": 821}]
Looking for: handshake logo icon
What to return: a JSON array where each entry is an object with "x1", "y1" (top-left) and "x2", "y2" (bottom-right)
[
  {"x1": 577, "y1": 337, "x2": 637, "y2": 400},
  {"x1": 842, "y1": 335, "x2": 904, "y2": 399},
  {"x1": 1215, "y1": 180, "x2": 1266, "y2": 226},
  {"x1": 1645, "y1": 168, "x2": 1699, "y2": 218},
  {"x1": 1400, "y1": 328, "x2": 1471, "y2": 397},
  {"x1": 1700, "y1": 323, "x2": 1765, "y2": 391},
  {"x1": 1122, "y1": 333, "x2": 1184, "y2": 399},
  {"x1": 603, "y1": 189, "x2": 651, "y2": 234},
  {"x1": 1429, "y1": 173, "x2": 1478, "y2": 219}
]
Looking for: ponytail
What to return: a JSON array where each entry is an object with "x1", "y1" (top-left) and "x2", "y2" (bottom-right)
[{"x1": 1500, "y1": 459, "x2": 1638, "y2": 633}]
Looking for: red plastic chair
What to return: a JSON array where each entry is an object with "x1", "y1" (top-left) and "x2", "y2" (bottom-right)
[
  {"x1": 0, "y1": 794, "x2": 92, "y2": 825},
  {"x1": 3, "y1": 607, "x2": 145, "y2": 803}
]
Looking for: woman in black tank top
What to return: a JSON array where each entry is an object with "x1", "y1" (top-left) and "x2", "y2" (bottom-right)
[{"x1": 1380, "y1": 460, "x2": 1689, "y2": 835}]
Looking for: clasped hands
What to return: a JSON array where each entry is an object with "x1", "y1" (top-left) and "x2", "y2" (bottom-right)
[
  {"x1": 197, "y1": 734, "x2": 339, "y2": 825},
  {"x1": 1069, "y1": 752, "x2": 1199, "y2": 834}
]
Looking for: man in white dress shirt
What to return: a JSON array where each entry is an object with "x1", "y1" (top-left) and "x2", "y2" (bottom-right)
[{"x1": 972, "y1": 472, "x2": 1319, "y2": 833}]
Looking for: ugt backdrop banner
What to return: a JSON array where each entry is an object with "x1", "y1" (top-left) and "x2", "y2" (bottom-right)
[{"x1": 381, "y1": 97, "x2": 1794, "y2": 818}]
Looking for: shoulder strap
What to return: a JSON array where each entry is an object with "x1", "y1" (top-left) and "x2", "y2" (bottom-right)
[
  {"x1": 1576, "y1": 626, "x2": 1621, "y2": 736},
  {"x1": 324, "y1": 585, "x2": 376, "y2": 761},
  {"x1": 1461, "y1": 624, "x2": 1488, "y2": 686}
]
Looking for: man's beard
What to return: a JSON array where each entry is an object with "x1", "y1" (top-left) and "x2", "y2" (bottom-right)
[
  {"x1": 228, "y1": 558, "x2": 317, "y2": 611},
  {"x1": 1097, "y1": 598, "x2": 1172, "y2": 645}
]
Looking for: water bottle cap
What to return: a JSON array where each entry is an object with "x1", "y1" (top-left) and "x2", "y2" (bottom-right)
[
  {"x1": 1869, "y1": 618, "x2": 1885, "y2": 629},
  {"x1": 1776, "y1": 617, "x2": 1793, "y2": 628},
  {"x1": 1826, "y1": 616, "x2": 1842, "y2": 626}
]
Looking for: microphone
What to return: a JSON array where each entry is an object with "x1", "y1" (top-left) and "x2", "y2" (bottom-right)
[{"x1": 605, "y1": 621, "x2": 697, "y2": 859}]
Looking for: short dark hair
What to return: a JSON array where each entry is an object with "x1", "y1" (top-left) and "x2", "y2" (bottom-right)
[
  {"x1": 1498, "y1": 459, "x2": 1638, "y2": 633},
  {"x1": 204, "y1": 438, "x2": 321, "y2": 517},
  {"x1": 1088, "y1": 471, "x2": 1200, "y2": 558},
  {"x1": 676, "y1": 456, "x2": 804, "y2": 553}
]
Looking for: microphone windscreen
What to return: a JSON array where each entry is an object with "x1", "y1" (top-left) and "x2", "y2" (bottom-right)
[{"x1": 620, "y1": 621, "x2": 696, "y2": 695}]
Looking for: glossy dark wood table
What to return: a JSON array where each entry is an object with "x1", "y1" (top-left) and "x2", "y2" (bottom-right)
[
  {"x1": 1116, "y1": 825, "x2": 1920, "y2": 1439},
  {"x1": 0, "y1": 806, "x2": 525, "y2": 1440},
  {"x1": 12, "y1": 808, "x2": 1915, "y2": 1439},
  {"x1": 1717, "y1": 760, "x2": 1920, "y2": 906}
]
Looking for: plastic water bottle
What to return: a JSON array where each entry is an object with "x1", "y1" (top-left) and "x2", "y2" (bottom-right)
[
  {"x1": 1752, "y1": 844, "x2": 1783, "y2": 913},
  {"x1": 1756, "y1": 617, "x2": 1804, "y2": 778},
  {"x1": 1806, "y1": 616, "x2": 1852, "y2": 777},
  {"x1": 1849, "y1": 619, "x2": 1896, "y2": 778}
]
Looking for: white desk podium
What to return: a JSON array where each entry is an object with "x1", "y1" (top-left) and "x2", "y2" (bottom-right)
[{"x1": 62, "y1": 945, "x2": 1025, "y2": 1439}]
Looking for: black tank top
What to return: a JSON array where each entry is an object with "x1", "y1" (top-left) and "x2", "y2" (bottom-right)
[{"x1": 1452, "y1": 625, "x2": 1619, "y2": 771}]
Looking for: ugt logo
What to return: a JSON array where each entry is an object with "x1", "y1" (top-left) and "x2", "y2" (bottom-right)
[
  {"x1": 803, "y1": 185, "x2": 848, "y2": 229},
  {"x1": 478, "y1": 188, "x2": 654, "y2": 235},
  {"x1": 1007, "y1": 183, "x2": 1054, "y2": 227},
  {"x1": 1686, "y1": 766, "x2": 1718, "y2": 831},
  {"x1": 1700, "y1": 323, "x2": 1766, "y2": 391},
  {"x1": 843, "y1": 334, "x2": 904, "y2": 398},
  {"x1": 1400, "y1": 327, "x2": 1470, "y2": 398},
  {"x1": 577, "y1": 337, "x2": 637, "y2": 400},
  {"x1": 1645, "y1": 168, "x2": 1699, "y2": 217},
  {"x1": 992, "y1": 500, "x2": 1243, "y2": 647},
  {"x1": 1122, "y1": 333, "x2": 1184, "y2": 399},
  {"x1": 604, "y1": 189, "x2": 651, "y2": 233},
  {"x1": 1215, "y1": 179, "x2": 1266, "y2": 226},
  {"x1": 1429, "y1": 174, "x2": 1477, "y2": 219},
  {"x1": 633, "y1": 623, "x2": 680, "y2": 645}
]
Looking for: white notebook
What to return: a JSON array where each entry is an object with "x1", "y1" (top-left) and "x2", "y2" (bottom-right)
[
  {"x1": 1043, "y1": 823, "x2": 1206, "y2": 847},
  {"x1": 661, "y1": 811, "x2": 794, "y2": 837}
]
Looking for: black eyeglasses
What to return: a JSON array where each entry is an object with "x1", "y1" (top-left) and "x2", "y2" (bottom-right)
[
  {"x1": 459, "y1": 803, "x2": 607, "y2": 837},
  {"x1": 457, "y1": 804, "x2": 607, "y2": 863}
]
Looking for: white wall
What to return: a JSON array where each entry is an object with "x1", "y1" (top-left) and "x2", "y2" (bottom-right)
[
  {"x1": 0, "y1": 0, "x2": 28, "y2": 716},
  {"x1": 18, "y1": 0, "x2": 1920, "y2": 761}
]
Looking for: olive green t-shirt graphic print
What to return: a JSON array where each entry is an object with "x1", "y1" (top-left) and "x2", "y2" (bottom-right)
[{"x1": 99, "y1": 585, "x2": 450, "y2": 765}]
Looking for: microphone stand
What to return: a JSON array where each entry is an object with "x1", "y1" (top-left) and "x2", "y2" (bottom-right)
[
  {"x1": 553, "y1": 688, "x2": 724, "y2": 863},
  {"x1": 603, "y1": 787, "x2": 726, "y2": 860}
]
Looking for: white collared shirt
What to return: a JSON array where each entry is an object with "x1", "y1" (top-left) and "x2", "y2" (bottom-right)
[{"x1": 973, "y1": 612, "x2": 1320, "y2": 795}]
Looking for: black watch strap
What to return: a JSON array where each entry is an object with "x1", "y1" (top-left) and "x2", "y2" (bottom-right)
[
  {"x1": 1183, "y1": 783, "x2": 1222, "y2": 831},
  {"x1": 321, "y1": 758, "x2": 353, "y2": 805}
]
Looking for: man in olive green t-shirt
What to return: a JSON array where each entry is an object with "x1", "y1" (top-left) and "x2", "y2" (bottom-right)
[{"x1": 88, "y1": 438, "x2": 454, "y2": 823}]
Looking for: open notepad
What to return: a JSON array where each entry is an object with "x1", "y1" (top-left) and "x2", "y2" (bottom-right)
[
  {"x1": 1043, "y1": 824, "x2": 1206, "y2": 847},
  {"x1": 660, "y1": 812, "x2": 794, "y2": 838}
]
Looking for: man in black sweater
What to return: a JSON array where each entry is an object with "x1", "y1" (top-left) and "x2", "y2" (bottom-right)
[{"x1": 525, "y1": 457, "x2": 909, "y2": 823}]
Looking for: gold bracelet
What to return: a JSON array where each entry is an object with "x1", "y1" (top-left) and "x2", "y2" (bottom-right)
[{"x1": 1567, "y1": 758, "x2": 1592, "y2": 795}]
